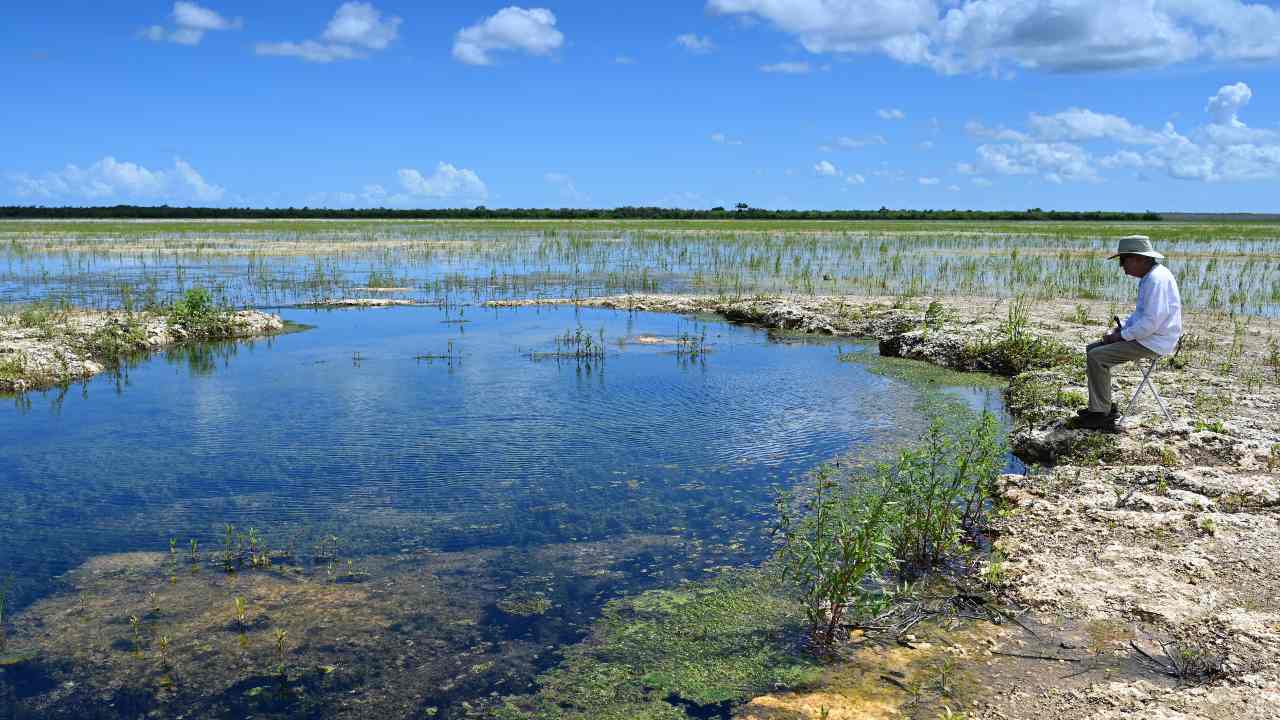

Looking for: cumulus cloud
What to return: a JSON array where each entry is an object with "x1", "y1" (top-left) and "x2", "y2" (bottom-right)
[
  {"x1": 918, "y1": 176, "x2": 941, "y2": 185},
  {"x1": 142, "y1": 2, "x2": 241, "y2": 46},
  {"x1": 964, "y1": 81, "x2": 1280, "y2": 183},
  {"x1": 1207, "y1": 81, "x2": 1252, "y2": 127},
  {"x1": 12, "y1": 156, "x2": 225, "y2": 202},
  {"x1": 453, "y1": 7, "x2": 564, "y2": 66},
  {"x1": 1027, "y1": 108, "x2": 1164, "y2": 144},
  {"x1": 814, "y1": 160, "x2": 840, "y2": 176},
  {"x1": 398, "y1": 163, "x2": 488, "y2": 199},
  {"x1": 676, "y1": 33, "x2": 717, "y2": 53},
  {"x1": 760, "y1": 61, "x2": 811, "y2": 73},
  {"x1": 706, "y1": 0, "x2": 1280, "y2": 75},
  {"x1": 878, "y1": 108, "x2": 906, "y2": 120},
  {"x1": 256, "y1": 2, "x2": 400, "y2": 63},
  {"x1": 847, "y1": 173, "x2": 867, "y2": 184}
]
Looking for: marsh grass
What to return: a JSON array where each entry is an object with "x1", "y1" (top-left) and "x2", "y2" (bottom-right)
[
  {"x1": 962, "y1": 297, "x2": 1074, "y2": 376},
  {"x1": 3, "y1": 219, "x2": 1279, "y2": 316}
]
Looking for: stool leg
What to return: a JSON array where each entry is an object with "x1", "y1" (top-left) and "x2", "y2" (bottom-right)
[
  {"x1": 1148, "y1": 376, "x2": 1174, "y2": 426},
  {"x1": 1121, "y1": 360, "x2": 1157, "y2": 420}
]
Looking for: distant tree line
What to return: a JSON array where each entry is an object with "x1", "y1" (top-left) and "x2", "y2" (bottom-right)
[{"x1": 0, "y1": 205, "x2": 1162, "y2": 222}]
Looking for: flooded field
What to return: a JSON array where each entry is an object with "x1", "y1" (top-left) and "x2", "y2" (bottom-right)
[
  {"x1": 3, "y1": 219, "x2": 1280, "y2": 316},
  {"x1": 2, "y1": 219, "x2": 1273, "y2": 718}
]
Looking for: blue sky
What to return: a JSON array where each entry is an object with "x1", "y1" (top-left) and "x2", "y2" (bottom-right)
[{"x1": 3, "y1": 1, "x2": 1279, "y2": 211}]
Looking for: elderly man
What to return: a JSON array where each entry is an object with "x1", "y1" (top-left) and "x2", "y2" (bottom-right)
[{"x1": 1075, "y1": 235, "x2": 1183, "y2": 430}]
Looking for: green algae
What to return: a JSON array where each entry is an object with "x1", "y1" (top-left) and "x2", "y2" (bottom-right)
[{"x1": 495, "y1": 569, "x2": 820, "y2": 719}]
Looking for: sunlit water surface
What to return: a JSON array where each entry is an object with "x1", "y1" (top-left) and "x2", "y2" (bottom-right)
[{"x1": 0, "y1": 306, "x2": 1005, "y2": 716}]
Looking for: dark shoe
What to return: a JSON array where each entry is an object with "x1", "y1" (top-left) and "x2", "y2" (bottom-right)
[
  {"x1": 1076, "y1": 403, "x2": 1118, "y2": 418},
  {"x1": 1072, "y1": 412, "x2": 1117, "y2": 431}
]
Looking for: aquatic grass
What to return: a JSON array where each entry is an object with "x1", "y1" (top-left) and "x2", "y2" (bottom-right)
[
  {"x1": 3, "y1": 219, "x2": 1280, "y2": 315},
  {"x1": 495, "y1": 569, "x2": 819, "y2": 720}
]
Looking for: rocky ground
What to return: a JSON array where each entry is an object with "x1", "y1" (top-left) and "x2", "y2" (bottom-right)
[
  {"x1": 488, "y1": 292, "x2": 1280, "y2": 719},
  {"x1": 0, "y1": 308, "x2": 285, "y2": 393}
]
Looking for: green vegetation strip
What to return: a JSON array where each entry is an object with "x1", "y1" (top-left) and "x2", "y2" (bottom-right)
[{"x1": 495, "y1": 569, "x2": 819, "y2": 720}]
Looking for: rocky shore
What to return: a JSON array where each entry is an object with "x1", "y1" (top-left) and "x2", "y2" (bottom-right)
[
  {"x1": 488, "y1": 293, "x2": 1280, "y2": 719},
  {"x1": 0, "y1": 308, "x2": 285, "y2": 393}
]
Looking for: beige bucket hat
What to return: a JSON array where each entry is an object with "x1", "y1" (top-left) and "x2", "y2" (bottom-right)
[{"x1": 1108, "y1": 235, "x2": 1165, "y2": 261}]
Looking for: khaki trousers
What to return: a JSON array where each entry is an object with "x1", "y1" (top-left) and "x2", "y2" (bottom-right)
[{"x1": 1085, "y1": 339, "x2": 1158, "y2": 413}]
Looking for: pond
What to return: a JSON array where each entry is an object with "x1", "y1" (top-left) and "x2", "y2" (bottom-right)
[{"x1": 0, "y1": 305, "x2": 1005, "y2": 718}]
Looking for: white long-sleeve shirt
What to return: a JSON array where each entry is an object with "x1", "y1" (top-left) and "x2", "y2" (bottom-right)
[{"x1": 1121, "y1": 263, "x2": 1183, "y2": 356}]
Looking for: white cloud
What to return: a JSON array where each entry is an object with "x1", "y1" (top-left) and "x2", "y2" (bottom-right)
[
  {"x1": 878, "y1": 108, "x2": 906, "y2": 120},
  {"x1": 12, "y1": 156, "x2": 225, "y2": 202},
  {"x1": 947, "y1": 184, "x2": 961, "y2": 191},
  {"x1": 676, "y1": 33, "x2": 716, "y2": 53},
  {"x1": 833, "y1": 134, "x2": 887, "y2": 149},
  {"x1": 1207, "y1": 81, "x2": 1252, "y2": 127},
  {"x1": 711, "y1": 132, "x2": 744, "y2": 145},
  {"x1": 846, "y1": 173, "x2": 867, "y2": 184},
  {"x1": 760, "y1": 61, "x2": 812, "y2": 73},
  {"x1": 255, "y1": 41, "x2": 363, "y2": 62},
  {"x1": 975, "y1": 141, "x2": 1100, "y2": 183},
  {"x1": 256, "y1": 2, "x2": 400, "y2": 63},
  {"x1": 142, "y1": 2, "x2": 241, "y2": 46},
  {"x1": 963, "y1": 81, "x2": 1280, "y2": 184},
  {"x1": 1027, "y1": 108, "x2": 1163, "y2": 144},
  {"x1": 398, "y1": 163, "x2": 488, "y2": 199},
  {"x1": 972, "y1": 177, "x2": 993, "y2": 187},
  {"x1": 322, "y1": 2, "x2": 401, "y2": 49},
  {"x1": 453, "y1": 7, "x2": 564, "y2": 66},
  {"x1": 706, "y1": 0, "x2": 1280, "y2": 75},
  {"x1": 918, "y1": 176, "x2": 941, "y2": 185},
  {"x1": 615, "y1": 55, "x2": 636, "y2": 64},
  {"x1": 814, "y1": 160, "x2": 840, "y2": 176}
]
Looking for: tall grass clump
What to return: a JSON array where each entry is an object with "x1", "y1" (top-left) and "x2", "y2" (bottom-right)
[
  {"x1": 774, "y1": 411, "x2": 1007, "y2": 651},
  {"x1": 963, "y1": 296, "x2": 1074, "y2": 375}
]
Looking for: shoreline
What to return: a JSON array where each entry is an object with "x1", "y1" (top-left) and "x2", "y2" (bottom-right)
[
  {"x1": 0, "y1": 308, "x2": 287, "y2": 394},
  {"x1": 3, "y1": 292, "x2": 1276, "y2": 717},
  {"x1": 486, "y1": 292, "x2": 1280, "y2": 719}
]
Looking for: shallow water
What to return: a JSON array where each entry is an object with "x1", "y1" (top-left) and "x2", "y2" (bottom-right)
[
  {"x1": 1, "y1": 309, "x2": 939, "y2": 599},
  {"x1": 0, "y1": 306, "x2": 1008, "y2": 716}
]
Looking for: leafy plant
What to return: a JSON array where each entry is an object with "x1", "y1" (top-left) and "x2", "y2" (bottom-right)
[
  {"x1": 168, "y1": 287, "x2": 230, "y2": 338},
  {"x1": 774, "y1": 468, "x2": 899, "y2": 650}
]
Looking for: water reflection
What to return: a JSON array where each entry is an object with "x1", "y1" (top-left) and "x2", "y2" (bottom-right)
[{"x1": 0, "y1": 306, "x2": 997, "y2": 717}]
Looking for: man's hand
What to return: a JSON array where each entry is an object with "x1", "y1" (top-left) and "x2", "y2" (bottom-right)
[{"x1": 1101, "y1": 329, "x2": 1123, "y2": 344}]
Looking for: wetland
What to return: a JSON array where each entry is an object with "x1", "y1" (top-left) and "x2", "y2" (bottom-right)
[{"x1": 2, "y1": 219, "x2": 1278, "y2": 719}]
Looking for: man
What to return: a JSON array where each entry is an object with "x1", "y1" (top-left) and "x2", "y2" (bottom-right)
[{"x1": 1075, "y1": 235, "x2": 1183, "y2": 430}]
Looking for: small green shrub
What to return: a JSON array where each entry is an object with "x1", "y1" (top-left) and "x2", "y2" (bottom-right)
[
  {"x1": 168, "y1": 287, "x2": 230, "y2": 338},
  {"x1": 774, "y1": 412, "x2": 1007, "y2": 651},
  {"x1": 775, "y1": 468, "x2": 899, "y2": 650}
]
